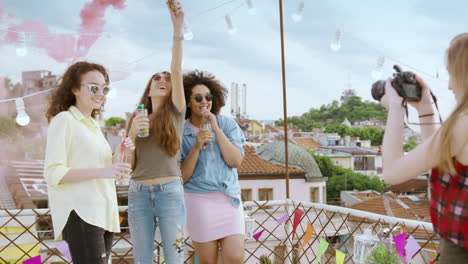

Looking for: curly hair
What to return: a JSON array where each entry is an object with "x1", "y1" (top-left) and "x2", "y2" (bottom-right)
[
  {"x1": 183, "y1": 70, "x2": 228, "y2": 119},
  {"x1": 127, "y1": 71, "x2": 180, "y2": 157},
  {"x1": 46, "y1": 61, "x2": 109, "y2": 122}
]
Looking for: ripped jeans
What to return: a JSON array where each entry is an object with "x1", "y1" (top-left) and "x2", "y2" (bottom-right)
[
  {"x1": 62, "y1": 210, "x2": 114, "y2": 264},
  {"x1": 128, "y1": 178, "x2": 186, "y2": 264}
]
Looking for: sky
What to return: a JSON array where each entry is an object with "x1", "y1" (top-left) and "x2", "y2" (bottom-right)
[{"x1": 0, "y1": 0, "x2": 467, "y2": 125}]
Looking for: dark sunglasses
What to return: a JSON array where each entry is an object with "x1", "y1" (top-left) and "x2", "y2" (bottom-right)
[
  {"x1": 152, "y1": 72, "x2": 171, "y2": 82},
  {"x1": 81, "y1": 84, "x2": 111, "y2": 95},
  {"x1": 193, "y1": 94, "x2": 213, "y2": 103}
]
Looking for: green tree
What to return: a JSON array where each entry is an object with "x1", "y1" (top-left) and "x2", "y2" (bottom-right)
[
  {"x1": 0, "y1": 116, "x2": 17, "y2": 139},
  {"x1": 403, "y1": 139, "x2": 418, "y2": 152},
  {"x1": 310, "y1": 152, "x2": 386, "y2": 202},
  {"x1": 105, "y1": 117, "x2": 125, "y2": 127}
]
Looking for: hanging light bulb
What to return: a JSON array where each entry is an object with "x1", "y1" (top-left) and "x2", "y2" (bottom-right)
[
  {"x1": 15, "y1": 98, "x2": 30, "y2": 126},
  {"x1": 371, "y1": 56, "x2": 385, "y2": 80},
  {"x1": 246, "y1": 0, "x2": 256, "y2": 15},
  {"x1": 15, "y1": 32, "x2": 28, "y2": 57},
  {"x1": 291, "y1": 1, "x2": 305, "y2": 22},
  {"x1": 183, "y1": 20, "x2": 194, "y2": 40},
  {"x1": 330, "y1": 28, "x2": 342, "y2": 52},
  {"x1": 225, "y1": 15, "x2": 238, "y2": 35}
]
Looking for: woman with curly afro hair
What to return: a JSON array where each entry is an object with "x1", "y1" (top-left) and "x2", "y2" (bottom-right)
[{"x1": 181, "y1": 70, "x2": 246, "y2": 264}]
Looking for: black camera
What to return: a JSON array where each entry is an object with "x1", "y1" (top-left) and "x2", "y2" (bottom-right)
[{"x1": 371, "y1": 65, "x2": 422, "y2": 102}]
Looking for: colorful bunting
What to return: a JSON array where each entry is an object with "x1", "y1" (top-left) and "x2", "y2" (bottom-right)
[
  {"x1": 23, "y1": 255, "x2": 41, "y2": 264},
  {"x1": 55, "y1": 241, "x2": 72, "y2": 261},
  {"x1": 276, "y1": 214, "x2": 289, "y2": 225},
  {"x1": 335, "y1": 249, "x2": 345, "y2": 264},
  {"x1": 292, "y1": 209, "x2": 304, "y2": 239},
  {"x1": 314, "y1": 238, "x2": 329, "y2": 264},
  {"x1": 393, "y1": 232, "x2": 407, "y2": 259},
  {"x1": 405, "y1": 235, "x2": 421, "y2": 264},
  {"x1": 300, "y1": 222, "x2": 314, "y2": 250},
  {"x1": 253, "y1": 229, "x2": 264, "y2": 242}
]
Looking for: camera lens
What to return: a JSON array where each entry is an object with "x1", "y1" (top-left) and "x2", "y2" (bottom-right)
[{"x1": 371, "y1": 80, "x2": 386, "y2": 101}]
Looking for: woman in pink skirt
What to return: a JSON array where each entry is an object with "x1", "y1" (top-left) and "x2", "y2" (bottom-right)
[{"x1": 181, "y1": 70, "x2": 246, "y2": 264}]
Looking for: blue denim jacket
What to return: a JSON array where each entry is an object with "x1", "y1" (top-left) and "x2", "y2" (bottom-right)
[{"x1": 181, "y1": 115, "x2": 245, "y2": 207}]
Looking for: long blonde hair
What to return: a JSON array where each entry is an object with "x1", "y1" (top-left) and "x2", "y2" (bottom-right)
[{"x1": 436, "y1": 33, "x2": 468, "y2": 174}]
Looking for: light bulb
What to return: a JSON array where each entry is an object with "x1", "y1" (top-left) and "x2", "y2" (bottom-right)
[
  {"x1": 15, "y1": 98, "x2": 30, "y2": 126},
  {"x1": 371, "y1": 56, "x2": 385, "y2": 80},
  {"x1": 246, "y1": 0, "x2": 256, "y2": 15},
  {"x1": 371, "y1": 70, "x2": 382, "y2": 80},
  {"x1": 16, "y1": 32, "x2": 28, "y2": 57},
  {"x1": 225, "y1": 15, "x2": 238, "y2": 35},
  {"x1": 183, "y1": 20, "x2": 194, "y2": 40},
  {"x1": 291, "y1": 1, "x2": 304, "y2": 23},
  {"x1": 330, "y1": 29, "x2": 342, "y2": 52},
  {"x1": 107, "y1": 88, "x2": 117, "y2": 99}
]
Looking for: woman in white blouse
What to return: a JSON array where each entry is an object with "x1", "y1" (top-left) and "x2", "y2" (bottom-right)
[{"x1": 44, "y1": 61, "x2": 132, "y2": 264}]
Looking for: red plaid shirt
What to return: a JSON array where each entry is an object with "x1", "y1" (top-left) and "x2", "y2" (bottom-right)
[{"x1": 430, "y1": 161, "x2": 468, "y2": 250}]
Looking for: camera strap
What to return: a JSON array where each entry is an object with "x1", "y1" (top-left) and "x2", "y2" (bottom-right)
[{"x1": 405, "y1": 90, "x2": 443, "y2": 125}]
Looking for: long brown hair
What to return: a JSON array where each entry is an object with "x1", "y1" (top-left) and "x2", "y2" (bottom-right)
[
  {"x1": 436, "y1": 33, "x2": 468, "y2": 174},
  {"x1": 128, "y1": 71, "x2": 180, "y2": 156},
  {"x1": 46, "y1": 61, "x2": 109, "y2": 122}
]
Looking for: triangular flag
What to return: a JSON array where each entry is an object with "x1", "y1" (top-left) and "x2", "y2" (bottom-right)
[
  {"x1": 276, "y1": 214, "x2": 289, "y2": 225},
  {"x1": 335, "y1": 249, "x2": 345, "y2": 264},
  {"x1": 313, "y1": 238, "x2": 329, "y2": 264},
  {"x1": 55, "y1": 241, "x2": 72, "y2": 261},
  {"x1": 393, "y1": 232, "x2": 407, "y2": 259},
  {"x1": 292, "y1": 209, "x2": 304, "y2": 240},
  {"x1": 405, "y1": 235, "x2": 421, "y2": 264},
  {"x1": 23, "y1": 255, "x2": 41, "y2": 264},
  {"x1": 253, "y1": 229, "x2": 264, "y2": 242},
  {"x1": 300, "y1": 222, "x2": 314, "y2": 250},
  {"x1": 119, "y1": 215, "x2": 124, "y2": 224}
]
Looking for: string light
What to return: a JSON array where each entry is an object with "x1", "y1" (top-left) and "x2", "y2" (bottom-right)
[
  {"x1": 291, "y1": 1, "x2": 305, "y2": 23},
  {"x1": 246, "y1": 0, "x2": 256, "y2": 15},
  {"x1": 15, "y1": 98, "x2": 30, "y2": 126},
  {"x1": 225, "y1": 15, "x2": 238, "y2": 35},
  {"x1": 371, "y1": 56, "x2": 385, "y2": 80},
  {"x1": 15, "y1": 32, "x2": 28, "y2": 57},
  {"x1": 330, "y1": 29, "x2": 342, "y2": 52}
]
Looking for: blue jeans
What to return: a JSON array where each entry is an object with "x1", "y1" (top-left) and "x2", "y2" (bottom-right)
[{"x1": 128, "y1": 178, "x2": 186, "y2": 264}]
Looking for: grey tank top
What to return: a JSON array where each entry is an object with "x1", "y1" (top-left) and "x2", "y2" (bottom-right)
[{"x1": 131, "y1": 104, "x2": 186, "y2": 180}]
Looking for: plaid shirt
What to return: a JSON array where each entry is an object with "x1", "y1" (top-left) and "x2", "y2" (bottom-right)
[{"x1": 430, "y1": 161, "x2": 468, "y2": 250}]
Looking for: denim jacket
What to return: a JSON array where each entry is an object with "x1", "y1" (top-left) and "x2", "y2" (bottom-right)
[{"x1": 181, "y1": 115, "x2": 245, "y2": 207}]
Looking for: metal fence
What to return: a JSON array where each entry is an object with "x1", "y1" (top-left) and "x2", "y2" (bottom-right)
[{"x1": 0, "y1": 200, "x2": 437, "y2": 263}]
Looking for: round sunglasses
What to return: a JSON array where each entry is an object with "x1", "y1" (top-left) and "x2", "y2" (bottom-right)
[
  {"x1": 193, "y1": 94, "x2": 213, "y2": 103},
  {"x1": 152, "y1": 72, "x2": 171, "y2": 82},
  {"x1": 81, "y1": 84, "x2": 111, "y2": 96}
]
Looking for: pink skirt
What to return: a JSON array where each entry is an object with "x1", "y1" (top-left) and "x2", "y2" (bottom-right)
[{"x1": 184, "y1": 192, "x2": 245, "y2": 242}]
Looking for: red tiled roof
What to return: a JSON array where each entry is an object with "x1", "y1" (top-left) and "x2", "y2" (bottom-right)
[
  {"x1": 292, "y1": 137, "x2": 321, "y2": 150},
  {"x1": 239, "y1": 146, "x2": 304, "y2": 175},
  {"x1": 349, "y1": 193, "x2": 430, "y2": 222},
  {"x1": 385, "y1": 178, "x2": 428, "y2": 193},
  {"x1": 352, "y1": 192, "x2": 381, "y2": 201}
]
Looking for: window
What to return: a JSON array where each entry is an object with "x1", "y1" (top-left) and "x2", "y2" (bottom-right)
[
  {"x1": 354, "y1": 156, "x2": 375, "y2": 171},
  {"x1": 258, "y1": 188, "x2": 273, "y2": 201},
  {"x1": 310, "y1": 187, "x2": 319, "y2": 203},
  {"x1": 241, "y1": 189, "x2": 252, "y2": 202}
]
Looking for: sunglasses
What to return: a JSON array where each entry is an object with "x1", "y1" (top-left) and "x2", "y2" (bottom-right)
[
  {"x1": 81, "y1": 84, "x2": 111, "y2": 95},
  {"x1": 152, "y1": 72, "x2": 171, "y2": 82},
  {"x1": 193, "y1": 94, "x2": 213, "y2": 103}
]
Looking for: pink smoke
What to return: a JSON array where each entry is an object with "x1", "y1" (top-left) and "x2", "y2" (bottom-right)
[{"x1": 0, "y1": 0, "x2": 127, "y2": 63}]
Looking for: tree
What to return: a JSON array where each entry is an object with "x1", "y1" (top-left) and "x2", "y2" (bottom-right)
[
  {"x1": 403, "y1": 139, "x2": 418, "y2": 152},
  {"x1": 105, "y1": 117, "x2": 125, "y2": 127},
  {"x1": 4, "y1": 77, "x2": 23, "y2": 98},
  {"x1": 310, "y1": 152, "x2": 386, "y2": 202}
]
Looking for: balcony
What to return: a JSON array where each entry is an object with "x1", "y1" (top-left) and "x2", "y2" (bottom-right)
[{"x1": 0, "y1": 200, "x2": 437, "y2": 263}]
